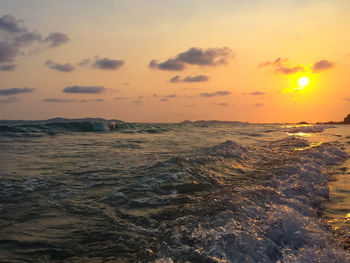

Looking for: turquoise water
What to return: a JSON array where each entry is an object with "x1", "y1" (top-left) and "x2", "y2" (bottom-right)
[{"x1": 0, "y1": 121, "x2": 349, "y2": 262}]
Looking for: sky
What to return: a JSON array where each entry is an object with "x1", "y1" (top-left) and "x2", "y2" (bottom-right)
[{"x1": 0, "y1": 0, "x2": 349, "y2": 123}]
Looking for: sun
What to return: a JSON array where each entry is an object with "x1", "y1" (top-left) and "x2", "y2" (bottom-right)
[{"x1": 298, "y1": 76, "x2": 309, "y2": 88}]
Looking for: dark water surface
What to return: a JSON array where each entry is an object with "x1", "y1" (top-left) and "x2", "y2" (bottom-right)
[{"x1": 0, "y1": 122, "x2": 349, "y2": 262}]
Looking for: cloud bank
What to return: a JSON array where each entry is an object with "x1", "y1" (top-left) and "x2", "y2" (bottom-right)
[{"x1": 150, "y1": 47, "x2": 232, "y2": 71}]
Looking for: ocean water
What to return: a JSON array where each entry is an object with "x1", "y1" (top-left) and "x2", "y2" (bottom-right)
[{"x1": 0, "y1": 121, "x2": 349, "y2": 262}]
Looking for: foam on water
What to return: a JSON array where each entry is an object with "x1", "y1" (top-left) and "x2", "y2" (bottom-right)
[{"x1": 151, "y1": 138, "x2": 349, "y2": 262}]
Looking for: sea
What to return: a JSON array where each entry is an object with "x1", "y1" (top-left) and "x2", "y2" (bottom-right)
[{"x1": 0, "y1": 120, "x2": 349, "y2": 263}]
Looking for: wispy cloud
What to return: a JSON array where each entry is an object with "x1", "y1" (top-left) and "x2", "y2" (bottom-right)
[
  {"x1": 63, "y1": 86, "x2": 105, "y2": 94},
  {"x1": 164, "y1": 94, "x2": 177, "y2": 98},
  {"x1": 77, "y1": 56, "x2": 125, "y2": 70},
  {"x1": 199, "y1": 91, "x2": 231, "y2": 98},
  {"x1": 115, "y1": 97, "x2": 127, "y2": 100},
  {"x1": 0, "y1": 96, "x2": 19, "y2": 103},
  {"x1": 0, "y1": 64, "x2": 16, "y2": 71},
  {"x1": 184, "y1": 75, "x2": 209, "y2": 82},
  {"x1": 169, "y1": 75, "x2": 181, "y2": 83},
  {"x1": 249, "y1": 91, "x2": 266, "y2": 96},
  {"x1": 260, "y1": 57, "x2": 335, "y2": 75},
  {"x1": 133, "y1": 99, "x2": 142, "y2": 105},
  {"x1": 45, "y1": 60, "x2": 75, "y2": 72},
  {"x1": 0, "y1": 87, "x2": 35, "y2": 96},
  {"x1": 44, "y1": 98, "x2": 76, "y2": 103},
  {"x1": 170, "y1": 75, "x2": 209, "y2": 83},
  {"x1": 150, "y1": 47, "x2": 232, "y2": 71},
  {"x1": 80, "y1": 98, "x2": 104, "y2": 103},
  {"x1": 259, "y1": 58, "x2": 304, "y2": 75},
  {"x1": 254, "y1": 103, "x2": 264, "y2": 107},
  {"x1": 217, "y1": 102, "x2": 229, "y2": 107}
]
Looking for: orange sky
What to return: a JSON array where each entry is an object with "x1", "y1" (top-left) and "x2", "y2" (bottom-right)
[{"x1": 0, "y1": 0, "x2": 349, "y2": 123}]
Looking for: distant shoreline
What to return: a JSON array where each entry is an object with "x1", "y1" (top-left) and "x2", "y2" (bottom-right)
[{"x1": 0, "y1": 114, "x2": 349, "y2": 125}]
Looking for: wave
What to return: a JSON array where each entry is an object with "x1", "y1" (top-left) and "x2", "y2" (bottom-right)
[
  {"x1": 283, "y1": 124, "x2": 336, "y2": 134},
  {"x1": 0, "y1": 121, "x2": 177, "y2": 137},
  {"x1": 1, "y1": 134, "x2": 349, "y2": 262},
  {"x1": 108, "y1": 137, "x2": 349, "y2": 262}
]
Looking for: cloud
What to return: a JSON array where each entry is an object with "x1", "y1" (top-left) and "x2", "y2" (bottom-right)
[
  {"x1": 44, "y1": 98, "x2": 76, "y2": 103},
  {"x1": 13, "y1": 32, "x2": 42, "y2": 47},
  {"x1": 77, "y1": 57, "x2": 125, "y2": 70},
  {"x1": 260, "y1": 57, "x2": 335, "y2": 75},
  {"x1": 249, "y1": 91, "x2": 266, "y2": 96},
  {"x1": 199, "y1": 91, "x2": 231, "y2": 98},
  {"x1": 93, "y1": 58, "x2": 124, "y2": 70},
  {"x1": 77, "y1": 58, "x2": 90, "y2": 67},
  {"x1": 45, "y1": 60, "x2": 75, "y2": 72},
  {"x1": 0, "y1": 15, "x2": 24, "y2": 33},
  {"x1": 0, "y1": 15, "x2": 69, "y2": 70},
  {"x1": 63, "y1": 86, "x2": 105, "y2": 94},
  {"x1": 150, "y1": 47, "x2": 232, "y2": 71},
  {"x1": 164, "y1": 94, "x2": 177, "y2": 98},
  {"x1": 44, "y1": 32, "x2": 69, "y2": 47},
  {"x1": 258, "y1": 58, "x2": 288, "y2": 68},
  {"x1": 177, "y1": 47, "x2": 231, "y2": 66},
  {"x1": 217, "y1": 103, "x2": 229, "y2": 107},
  {"x1": 259, "y1": 57, "x2": 304, "y2": 75},
  {"x1": 149, "y1": 58, "x2": 185, "y2": 71},
  {"x1": 115, "y1": 97, "x2": 127, "y2": 100},
  {"x1": 312, "y1": 60, "x2": 335, "y2": 73},
  {"x1": 275, "y1": 65, "x2": 304, "y2": 74},
  {"x1": 0, "y1": 87, "x2": 35, "y2": 96},
  {"x1": 80, "y1": 98, "x2": 104, "y2": 103},
  {"x1": 0, "y1": 64, "x2": 16, "y2": 71},
  {"x1": 344, "y1": 97, "x2": 350, "y2": 102},
  {"x1": 169, "y1": 75, "x2": 209, "y2": 83},
  {"x1": 0, "y1": 41, "x2": 19, "y2": 63},
  {"x1": 133, "y1": 99, "x2": 142, "y2": 105},
  {"x1": 169, "y1": 75, "x2": 181, "y2": 83},
  {"x1": 0, "y1": 96, "x2": 19, "y2": 103},
  {"x1": 254, "y1": 103, "x2": 264, "y2": 107},
  {"x1": 183, "y1": 75, "x2": 209, "y2": 82}
]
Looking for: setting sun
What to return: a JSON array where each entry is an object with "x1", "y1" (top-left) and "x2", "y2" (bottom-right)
[{"x1": 298, "y1": 76, "x2": 310, "y2": 88}]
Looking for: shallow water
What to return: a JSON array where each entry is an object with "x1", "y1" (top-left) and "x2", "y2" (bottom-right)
[{"x1": 0, "y1": 122, "x2": 349, "y2": 262}]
